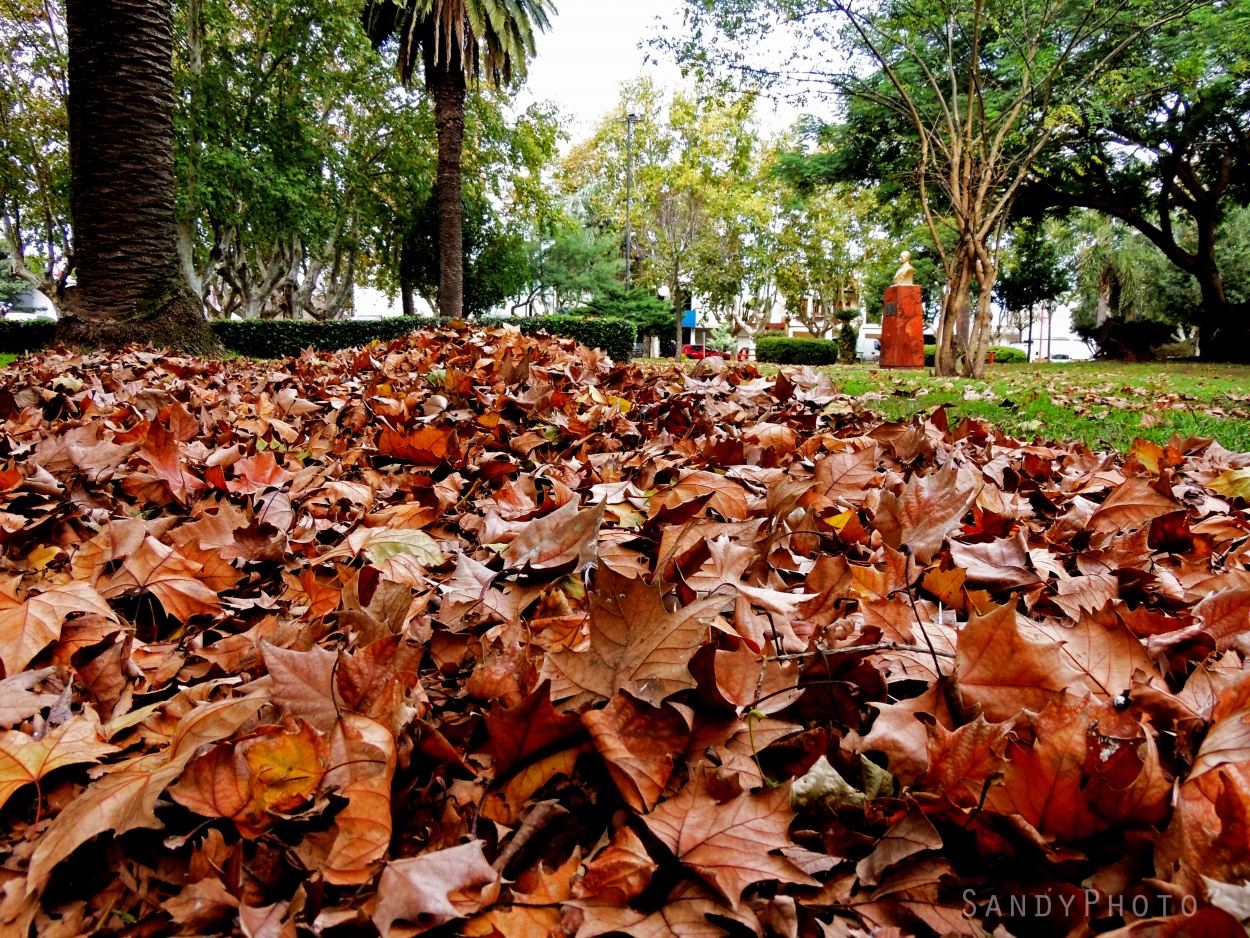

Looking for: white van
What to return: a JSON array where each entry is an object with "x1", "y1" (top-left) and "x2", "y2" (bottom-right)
[{"x1": 857, "y1": 335, "x2": 881, "y2": 362}]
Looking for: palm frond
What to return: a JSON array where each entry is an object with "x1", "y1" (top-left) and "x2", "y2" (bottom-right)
[{"x1": 366, "y1": 0, "x2": 554, "y2": 89}]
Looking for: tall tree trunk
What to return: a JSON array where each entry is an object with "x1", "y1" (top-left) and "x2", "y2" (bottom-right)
[
  {"x1": 400, "y1": 276, "x2": 415, "y2": 317},
  {"x1": 58, "y1": 0, "x2": 219, "y2": 354},
  {"x1": 672, "y1": 260, "x2": 683, "y2": 357},
  {"x1": 934, "y1": 251, "x2": 973, "y2": 376},
  {"x1": 1195, "y1": 300, "x2": 1250, "y2": 363},
  {"x1": 399, "y1": 232, "x2": 416, "y2": 317},
  {"x1": 1095, "y1": 265, "x2": 1112, "y2": 326},
  {"x1": 964, "y1": 250, "x2": 998, "y2": 379},
  {"x1": 425, "y1": 39, "x2": 465, "y2": 320}
]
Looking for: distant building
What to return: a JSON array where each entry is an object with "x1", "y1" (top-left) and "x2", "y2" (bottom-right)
[
  {"x1": 3, "y1": 287, "x2": 57, "y2": 320},
  {"x1": 352, "y1": 286, "x2": 435, "y2": 320}
]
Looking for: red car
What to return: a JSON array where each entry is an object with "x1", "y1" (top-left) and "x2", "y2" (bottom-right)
[{"x1": 682, "y1": 344, "x2": 731, "y2": 360}]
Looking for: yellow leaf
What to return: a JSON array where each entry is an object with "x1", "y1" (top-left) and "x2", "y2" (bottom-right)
[
  {"x1": 1209, "y1": 468, "x2": 1250, "y2": 501},
  {"x1": 923, "y1": 567, "x2": 967, "y2": 613},
  {"x1": 824, "y1": 510, "x2": 855, "y2": 533},
  {"x1": 244, "y1": 722, "x2": 327, "y2": 815},
  {"x1": 24, "y1": 546, "x2": 61, "y2": 571},
  {"x1": 338, "y1": 528, "x2": 445, "y2": 567}
]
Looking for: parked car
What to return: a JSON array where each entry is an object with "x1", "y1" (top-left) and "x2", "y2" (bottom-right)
[
  {"x1": 681, "y1": 344, "x2": 730, "y2": 360},
  {"x1": 857, "y1": 337, "x2": 881, "y2": 362}
]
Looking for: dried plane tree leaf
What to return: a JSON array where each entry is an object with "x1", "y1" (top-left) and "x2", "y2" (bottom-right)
[
  {"x1": 873, "y1": 460, "x2": 981, "y2": 563},
  {"x1": 581, "y1": 692, "x2": 689, "y2": 812},
  {"x1": 0, "y1": 709, "x2": 116, "y2": 812},
  {"x1": 573, "y1": 826, "x2": 658, "y2": 905},
  {"x1": 955, "y1": 601, "x2": 1085, "y2": 721},
  {"x1": 855, "y1": 806, "x2": 943, "y2": 886},
  {"x1": 505, "y1": 497, "x2": 604, "y2": 572},
  {"x1": 643, "y1": 768, "x2": 817, "y2": 908},
  {"x1": 0, "y1": 580, "x2": 118, "y2": 676},
  {"x1": 27, "y1": 693, "x2": 265, "y2": 892},
  {"x1": 541, "y1": 567, "x2": 724, "y2": 707},
  {"x1": 372, "y1": 841, "x2": 498, "y2": 938},
  {"x1": 1088, "y1": 477, "x2": 1178, "y2": 533}
]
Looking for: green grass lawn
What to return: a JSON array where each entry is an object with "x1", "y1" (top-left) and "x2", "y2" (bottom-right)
[{"x1": 669, "y1": 360, "x2": 1250, "y2": 453}]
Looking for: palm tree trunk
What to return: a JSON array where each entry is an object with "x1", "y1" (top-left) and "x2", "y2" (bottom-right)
[
  {"x1": 59, "y1": 0, "x2": 220, "y2": 354},
  {"x1": 425, "y1": 41, "x2": 466, "y2": 320},
  {"x1": 399, "y1": 235, "x2": 415, "y2": 317}
]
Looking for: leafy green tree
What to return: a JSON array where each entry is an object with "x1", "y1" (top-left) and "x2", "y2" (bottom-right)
[
  {"x1": 573, "y1": 283, "x2": 672, "y2": 346},
  {"x1": 707, "y1": 321, "x2": 735, "y2": 353},
  {"x1": 402, "y1": 191, "x2": 531, "y2": 317},
  {"x1": 670, "y1": 0, "x2": 1195, "y2": 376},
  {"x1": 360, "y1": 96, "x2": 561, "y2": 318},
  {"x1": 1066, "y1": 208, "x2": 1250, "y2": 357},
  {"x1": 838, "y1": 318, "x2": 858, "y2": 362},
  {"x1": 174, "y1": 0, "x2": 561, "y2": 321},
  {"x1": 176, "y1": 0, "x2": 388, "y2": 320},
  {"x1": 364, "y1": 0, "x2": 553, "y2": 319},
  {"x1": 0, "y1": 0, "x2": 69, "y2": 302},
  {"x1": 560, "y1": 79, "x2": 761, "y2": 355},
  {"x1": 772, "y1": 185, "x2": 874, "y2": 338},
  {"x1": 0, "y1": 263, "x2": 27, "y2": 305},
  {"x1": 520, "y1": 225, "x2": 622, "y2": 315},
  {"x1": 1020, "y1": 0, "x2": 1250, "y2": 356},
  {"x1": 994, "y1": 220, "x2": 1071, "y2": 360}
]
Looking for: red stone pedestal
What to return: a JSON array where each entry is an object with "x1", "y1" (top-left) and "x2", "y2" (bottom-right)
[{"x1": 880, "y1": 285, "x2": 925, "y2": 368}]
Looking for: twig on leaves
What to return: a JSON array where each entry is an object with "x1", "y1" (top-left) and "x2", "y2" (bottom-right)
[
  {"x1": 888, "y1": 544, "x2": 946, "y2": 677},
  {"x1": 766, "y1": 642, "x2": 956, "y2": 663},
  {"x1": 492, "y1": 799, "x2": 568, "y2": 873}
]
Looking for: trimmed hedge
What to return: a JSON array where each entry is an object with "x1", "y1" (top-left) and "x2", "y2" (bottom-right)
[
  {"x1": 0, "y1": 314, "x2": 637, "y2": 361},
  {"x1": 482, "y1": 315, "x2": 636, "y2": 363},
  {"x1": 989, "y1": 345, "x2": 1027, "y2": 363},
  {"x1": 209, "y1": 317, "x2": 444, "y2": 359},
  {"x1": 0, "y1": 319, "x2": 57, "y2": 354},
  {"x1": 755, "y1": 336, "x2": 840, "y2": 365},
  {"x1": 924, "y1": 344, "x2": 1028, "y2": 366}
]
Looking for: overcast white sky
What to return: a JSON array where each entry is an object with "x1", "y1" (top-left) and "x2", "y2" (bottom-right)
[
  {"x1": 515, "y1": 0, "x2": 681, "y2": 140},
  {"x1": 514, "y1": 0, "x2": 804, "y2": 144}
]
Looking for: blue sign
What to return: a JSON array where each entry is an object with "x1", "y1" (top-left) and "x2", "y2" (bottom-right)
[{"x1": 682, "y1": 310, "x2": 696, "y2": 328}]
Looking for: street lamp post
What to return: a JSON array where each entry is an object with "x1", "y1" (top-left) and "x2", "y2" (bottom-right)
[{"x1": 623, "y1": 112, "x2": 640, "y2": 291}]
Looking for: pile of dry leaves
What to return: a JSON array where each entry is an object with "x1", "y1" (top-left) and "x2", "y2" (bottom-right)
[{"x1": 0, "y1": 324, "x2": 1249, "y2": 938}]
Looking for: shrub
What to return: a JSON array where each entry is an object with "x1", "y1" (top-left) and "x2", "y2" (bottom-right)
[
  {"x1": 1157, "y1": 339, "x2": 1196, "y2": 360},
  {"x1": 838, "y1": 322, "x2": 858, "y2": 362},
  {"x1": 572, "y1": 284, "x2": 672, "y2": 341},
  {"x1": 0, "y1": 319, "x2": 58, "y2": 354},
  {"x1": 1087, "y1": 319, "x2": 1178, "y2": 361},
  {"x1": 923, "y1": 344, "x2": 1026, "y2": 366},
  {"x1": 208, "y1": 317, "x2": 443, "y2": 359},
  {"x1": 988, "y1": 345, "x2": 1027, "y2": 363},
  {"x1": 756, "y1": 336, "x2": 840, "y2": 365}
]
